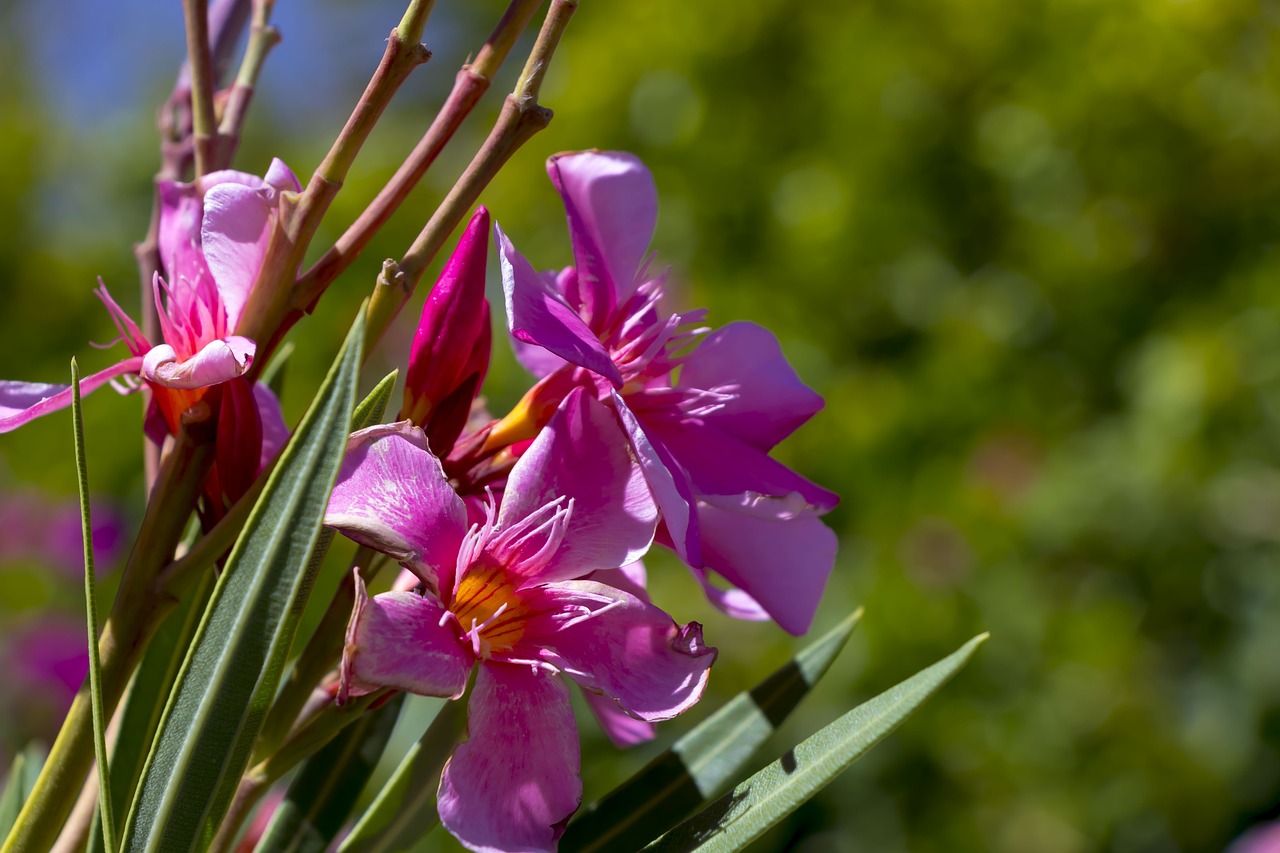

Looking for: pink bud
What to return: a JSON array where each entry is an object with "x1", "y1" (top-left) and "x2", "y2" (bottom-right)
[{"x1": 403, "y1": 207, "x2": 492, "y2": 455}]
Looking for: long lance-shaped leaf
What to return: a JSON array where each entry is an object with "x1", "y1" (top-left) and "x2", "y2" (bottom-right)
[
  {"x1": 252, "y1": 694, "x2": 405, "y2": 853},
  {"x1": 0, "y1": 746, "x2": 46, "y2": 839},
  {"x1": 644, "y1": 633, "x2": 990, "y2": 853},
  {"x1": 562, "y1": 609, "x2": 863, "y2": 853},
  {"x1": 88, "y1": 570, "x2": 214, "y2": 853},
  {"x1": 72, "y1": 359, "x2": 117, "y2": 853},
  {"x1": 337, "y1": 698, "x2": 467, "y2": 853},
  {"x1": 120, "y1": 310, "x2": 365, "y2": 852}
]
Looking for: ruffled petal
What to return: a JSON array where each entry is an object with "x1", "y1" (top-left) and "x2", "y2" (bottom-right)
[
  {"x1": 646, "y1": 415, "x2": 839, "y2": 512},
  {"x1": 612, "y1": 390, "x2": 701, "y2": 566},
  {"x1": 547, "y1": 151, "x2": 658, "y2": 308},
  {"x1": 439, "y1": 662, "x2": 581, "y2": 853},
  {"x1": 498, "y1": 224, "x2": 623, "y2": 387},
  {"x1": 0, "y1": 358, "x2": 145, "y2": 434},
  {"x1": 678, "y1": 321, "x2": 824, "y2": 451},
  {"x1": 252, "y1": 382, "x2": 289, "y2": 471},
  {"x1": 583, "y1": 689, "x2": 655, "y2": 748},
  {"x1": 498, "y1": 389, "x2": 656, "y2": 583},
  {"x1": 141, "y1": 336, "x2": 255, "y2": 389},
  {"x1": 324, "y1": 421, "x2": 467, "y2": 594},
  {"x1": 523, "y1": 580, "x2": 715, "y2": 721},
  {"x1": 201, "y1": 181, "x2": 275, "y2": 331},
  {"x1": 340, "y1": 572, "x2": 473, "y2": 702},
  {"x1": 696, "y1": 492, "x2": 838, "y2": 636}
]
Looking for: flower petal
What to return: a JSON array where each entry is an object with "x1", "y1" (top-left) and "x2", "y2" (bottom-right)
[
  {"x1": 524, "y1": 580, "x2": 715, "y2": 721},
  {"x1": 324, "y1": 421, "x2": 467, "y2": 594},
  {"x1": 548, "y1": 151, "x2": 657, "y2": 308},
  {"x1": 582, "y1": 689, "x2": 655, "y2": 748},
  {"x1": 0, "y1": 358, "x2": 145, "y2": 433},
  {"x1": 141, "y1": 336, "x2": 255, "y2": 389},
  {"x1": 439, "y1": 662, "x2": 581, "y2": 853},
  {"x1": 697, "y1": 492, "x2": 838, "y2": 636},
  {"x1": 340, "y1": 572, "x2": 472, "y2": 702},
  {"x1": 498, "y1": 389, "x2": 657, "y2": 583},
  {"x1": 253, "y1": 382, "x2": 289, "y2": 471},
  {"x1": 678, "y1": 321, "x2": 824, "y2": 451},
  {"x1": 498, "y1": 224, "x2": 623, "y2": 387},
  {"x1": 201, "y1": 181, "x2": 275, "y2": 332}
]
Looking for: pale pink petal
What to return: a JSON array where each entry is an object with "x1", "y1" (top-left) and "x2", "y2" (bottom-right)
[
  {"x1": 696, "y1": 573, "x2": 771, "y2": 621},
  {"x1": 252, "y1": 382, "x2": 289, "y2": 471},
  {"x1": 261, "y1": 157, "x2": 301, "y2": 194},
  {"x1": 589, "y1": 559, "x2": 648, "y2": 601},
  {"x1": 583, "y1": 689, "x2": 655, "y2": 748},
  {"x1": 201, "y1": 181, "x2": 275, "y2": 331},
  {"x1": 0, "y1": 358, "x2": 145, "y2": 433},
  {"x1": 696, "y1": 493, "x2": 838, "y2": 636},
  {"x1": 498, "y1": 389, "x2": 656, "y2": 583},
  {"x1": 548, "y1": 151, "x2": 657, "y2": 306},
  {"x1": 340, "y1": 573, "x2": 472, "y2": 701},
  {"x1": 324, "y1": 421, "x2": 467, "y2": 594},
  {"x1": 156, "y1": 181, "x2": 210, "y2": 293},
  {"x1": 439, "y1": 662, "x2": 580, "y2": 853},
  {"x1": 678, "y1": 321, "x2": 824, "y2": 451},
  {"x1": 498, "y1": 224, "x2": 623, "y2": 387},
  {"x1": 612, "y1": 390, "x2": 701, "y2": 565},
  {"x1": 141, "y1": 336, "x2": 255, "y2": 389},
  {"x1": 522, "y1": 580, "x2": 715, "y2": 721},
  {"x1": 646, "y1": 416, "x2": 839, "y2": 512}
]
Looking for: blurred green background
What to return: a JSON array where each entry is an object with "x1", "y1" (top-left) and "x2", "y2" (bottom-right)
[{"x1": 2, "y1": 0, "x2": 1279, "y2": 850}]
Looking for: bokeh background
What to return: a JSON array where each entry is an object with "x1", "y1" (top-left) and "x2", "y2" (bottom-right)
[{"x1": 2, "y1": 0, "x2": 1280, "y2": 850}]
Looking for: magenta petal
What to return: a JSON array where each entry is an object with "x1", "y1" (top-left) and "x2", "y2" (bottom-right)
[
  {"x1": 253, "y1": 382, "x2": 289, "y2": 471},
  {"x1": 697, "y1": 493, "x2": 838, "y2": 636},
  {"x1": 0, "y1": 357, "x2": 145, "y2": 433},
  {"x1": 141, "y1": 337, "x2": 255, "y2": 389},
  {"x1": 499, "y1": 389, "x2": 657, "y2": 583},
  {"x1": 201, "y1": 181, "x2": 274, "y2": 331},
  {"x1": 498, "y1": 224, "x2": 623, "y2": 387},
  {"x1": 612, "y1": 391, "x2": 701, "y2": 566},
  {"x1": 548, "y1": 151, "x2": 658, "y2": 305},
  {"x1": 526, "y1": 580, "x2": 715, "y2": 721},
  {"x1": 583, "y1": 689, "x2": 655, "y2": 748},
  {"x1": 341, "y1": 574, "x2": 472, "y2": 701},
  {"x1": 679, "y1": 321, "x2": 824, "y2": 451},
  {"x1": 324, "y1": 421, "x2": 467, "y2": 593},
  {"x1": 589, "y1": 559, "x2": 649, "y2": 602},
  {"x1": 439, "y1": 662, "x2": 581, "y2": 853},
  {"x1": 157, "y1": 181, "x2": 211, "y2": 292}
]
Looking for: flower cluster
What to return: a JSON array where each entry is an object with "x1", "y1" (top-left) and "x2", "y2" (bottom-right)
[{"x1": 323, "y1": 151, "x2": 837, "y2": 852}]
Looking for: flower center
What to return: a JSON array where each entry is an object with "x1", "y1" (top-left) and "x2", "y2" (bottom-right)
[{"x1": 450, "y1": 561, "x2": 531, "y2": 658}]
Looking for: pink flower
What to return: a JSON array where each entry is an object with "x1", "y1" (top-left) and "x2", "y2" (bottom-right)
[
  {"x1": 0, "y1": 161, "x2": 295, "y2": 499},
  {"x1": 493, "y1": 151, "x2": 838, "y2": 635},
  {"x1": 402, "y1": 206, "x2": 492, "y2": 457},
  {"x1": 325, "y1": 389, "x2": 715, "y2": 853}
]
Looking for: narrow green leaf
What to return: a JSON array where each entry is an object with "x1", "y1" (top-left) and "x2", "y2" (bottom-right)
[
  {"x1": 260, "y1": 340, "x2": 295, "y2": 399},
  {"x1": 253, "y1": 694, "x2": 405, "y2": 853},
  {"x1": 71, "y1": 359, "x2": 116, "y2": 853},
  {"x1": 644, "y1": 633, "x2": 989, "y2": 853},
  {"x1": 87, "y1": 570, "x2": 214, "y2": 853},
  {"x1": 562, "y1": 609, "x2": 862, "y2": 853},
  {"x1": 0, "y1": 745, "x2": 46, "y2": 838},
  {"x1": 120, "y1": 312, "x2": 366, "y2": 852},
  {"x1": 352, "y1": 370, "x2": 397, "y2": 431},
  {"x1": 338, "y1": 698, "x2": 467, "y2": 853}
]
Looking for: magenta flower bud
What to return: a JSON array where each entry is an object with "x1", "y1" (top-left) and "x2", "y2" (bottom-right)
[{"x1": 402, "y1": 207, "x2": 493, "y2": 455}]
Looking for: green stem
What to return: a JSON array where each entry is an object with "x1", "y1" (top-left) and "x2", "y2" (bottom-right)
[
  {"x1": 182, "y1": 0, "x2": 218, "y2": 176},
  {"x1": 213, "y1": 0, "x2": 280, "y2": 170}
]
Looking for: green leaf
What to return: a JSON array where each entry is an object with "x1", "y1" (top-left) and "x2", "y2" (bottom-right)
[
  {"x1": 87, "y1": 571, "x2": 214, "y2": 853},
  {"x1": 0, "y1": 745, "x2": 46, "y2": 839},
  {"x1": 71, "y1": 358, "x2": 116, "y2": 853},
  {"x1": 253, "y1": 694, "x2": 405, "y2": 853},
  {"x1": 119, "y1": 312, "x2": 366, "y2": 852},
  {"x1": 643, "y1": 633, "x2": 989, "y2": 852},
  {"x1": 562, "y1": 609, "x2": 863, "y2": 853},
  {"x1": 351, "y1": 370, "x2": 397, "y2": 431},
  {"x1": 338, "y1": 698, "x2": 467, "y2": 853}
]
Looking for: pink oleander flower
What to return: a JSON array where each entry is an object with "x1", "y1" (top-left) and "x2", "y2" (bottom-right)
[
  {"x1": 493, "y1": 150, "x2": 838, "y2": 635},
  {"x1": 0, "y1": 160, "x2": 295, "y2": 499},
  {"x1": 402, "y1": 206, "x2": 492, "y2": 457},
  {"x1": 325, "y1": 389, "x2": 715, "y2": 853}
]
